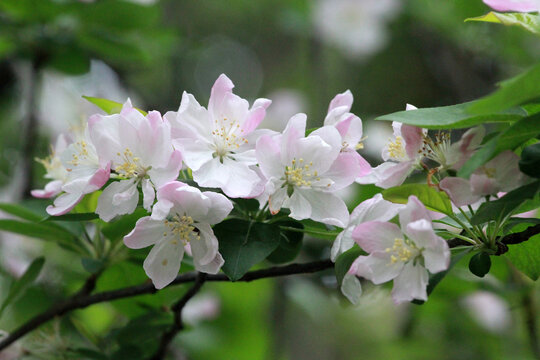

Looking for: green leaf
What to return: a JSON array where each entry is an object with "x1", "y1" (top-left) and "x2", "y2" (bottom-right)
[
  {"x1": 471, "y1": 181, "x2": 540, "y2": 225},
  {"x1": 0, "y1": 257, "x2": 45, "y2": 319},
  {"x1": 82, "y1": 96, "x2": 147, "y2": 116},
  {"x1": 382, "y1": 184, "x2": 453, "y2": 215},
  {"x1": 300, "y1": 219, "x2": 341, "y2": 241},
  {"x1": 215, "y1": 219, "x2": 281, "y2": 281},
  {"x1": 413, "y1": 248, "x2": 471, "y2": 305},
  {"x1": 43, "y1": 213, "x2": 99, "y2": 222},
  {"x1": 81, "y1": 258, "x2": 106, "y2": 274},
  {"x1": 459, "y1": 113, "x2": 540, "y2": 177},
  {"x1": 0, "y1": 203, "x2": 43, "y2": 222},
  {"x1": 0, "y1": 219, "x2": 75, "y2": 243},
  {"x1": 267, "y1": 221, "x2": 304, "y2": 263},
  {"x1": 375, "y1": 101, "x2": 524, "y2": 129},
  {"x1": 468, "y1": 63, "x2": 540, "y2": 114},
  {"x1": 47, "y1": 46, "x2": 91, "y2": 75},
  {"x1": 505, "y1": 233, "x2": 540, "y2": 280},
  {"x1": 466, "y1": 11, "x2": 540, "y2": 35},
  {"x1": 469, "y1": 252, "x2": 491, "y2": 278},
  {"x1": 519, "y1": 142, "x2": 540, "y2": 178},
  {"x1": 335, "y1": 247, "x2": 363, "y2": 288},
  {"x1": 102, "y1": 208, "x2": 147, "y2": 243}
]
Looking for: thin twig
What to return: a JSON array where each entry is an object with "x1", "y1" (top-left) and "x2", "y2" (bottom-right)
[
  {"x1": 0, "y1": 260, "x2": 333, "y2": 351},
  {"x1": 150, "y1": 273, "x2": 207, "y2": 360}
]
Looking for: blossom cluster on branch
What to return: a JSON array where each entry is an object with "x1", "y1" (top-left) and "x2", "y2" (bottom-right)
[{"x1": 33, "y1": 73, "x2": 531, "y2": 304}]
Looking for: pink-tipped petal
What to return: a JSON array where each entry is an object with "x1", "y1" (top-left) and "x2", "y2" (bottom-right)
[
  {"x1": 352, "y1": 221, "x2": 402, "y2": 253},
  {"x1": 124, "y1": 217, "x2": 165, "y2": 249}
]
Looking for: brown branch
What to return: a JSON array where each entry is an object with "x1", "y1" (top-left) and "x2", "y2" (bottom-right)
[
  {"x1": 0, "y1": 260, "x2": 333, "y2": 352},
  {"x1": 150, "y1": 273, "x2": 207, "y2": 360}
]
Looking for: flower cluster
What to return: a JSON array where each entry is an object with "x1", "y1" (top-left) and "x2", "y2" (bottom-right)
[{"x1": 34, "y1": 74, "x2": 529, "y2": 302}]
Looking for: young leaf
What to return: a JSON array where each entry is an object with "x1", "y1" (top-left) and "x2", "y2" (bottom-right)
[
  {"x1": 334, "y1": 247, "x2": 363, "y2": 288},
  {"x1": 504, "y1": 234, "x2": 539, "y2": 280},
  {"x1": 43, "y1": 213, "x2": 99, "y2": 222},
  {"x1": 459, "y1": 113, "x2": 540, "y2": 177},
  {"x1": 0, "y1": 219, "x2": 75, "y2": 243},
  {"x1": 466, "y1": 11, "x2": 540, "y2": 35},
  {"x1": 375, "y1": 101, "x2": 524, "y2": 129},
  {"x1": 82, "y1": 96, "x2": 147, "y2": 116},
  {"x1": 468, "y1": 62, "x2": 540, "y2": 114},
  {"x1": 471, "y1": 181, "x2": 540, "y2": 225},
  {"x1": 267, "y1": 221, "x2": 304, "y2": 264},
  {"x1": 382, "y1": 184, "x2": 454, "y2": 215},
  {"x1": 519, "y1": 142, "x2": 540, "y2": 178},
  {"x1": 215, "y1": 219, "x2": 281, "y2": 281},
  {"x1": 0, "y1": 203, "x2": 43, "y2": 222},
  {"x1": 0, "y1": 257, "x2": 45, "y2": 319},
  {"x1": 468, "y1": 252, "x2": 491, "y2": 278}
]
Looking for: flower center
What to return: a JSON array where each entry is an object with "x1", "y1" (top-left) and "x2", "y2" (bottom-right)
[
  {"x1": 115, "y1": 148, "x2": 146, "y2": 178},
  {"x1": 482, "y1": 167, "x2": 496, "y2": 178},
  {"x1": 163, "y1": 215, "x2": 200, "y2": 245},
  {"x1": 419, "y1": 132, "x2": 452, "y2": 167},
  {"x1": 385, "y1": 238, "x2": 419, "y2": 264},
  {"x1": 285, "y1": 158, "x2": 320, "y2": 188},
  {"x1": 211, "y1": 116, "x2": 248, "y2": 158},
  {"x1": 67, "y1": 141, "x2": 90, "y2": 168},
  {"x1": 387, "y1": 136, "x2": 406, "y2": 161}
]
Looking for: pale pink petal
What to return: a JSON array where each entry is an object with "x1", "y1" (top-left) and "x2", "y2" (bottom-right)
[
  {"x1": 339, "y1": 115, "x2": 364, "y2": 149},
  {"x1": 391, "y1": 262, "x2": 429, "y2": 304},
  {"x1": 356, "y1": 252, "x2": 403, "y2": 284},
  {"x1": 295, "y1": 189, "x2": 349, "y2": 227},
  {"x1": 352, "y1": 221, "x2": 402, "y2": 253},
  {"x1": 483, "y1": 0, "x2": 540, "y2": 12},
  {"x1": 147, "y1": 150, "x2": 183, "y2": 187},
  {"x1": 252, "y1": 98, "x2": 272, "y2": 110},
  {"x1": 159, "y1": 183, "x2": 211, "y2": 222},
  {"x1": 331, "y1": 227, "x2": 354, "y2": 261},
  {"x1": 341, "y1": 272, "x2": 362, "y2": 305},
  {"x1": 373, "y1": 161, "x2": 414, "y2": 189},
  {"x1": 46, "y1": 191, "x2": 84, "y2": 216},
  {"x1": 398, "y1": 195, "x2": 431, "y2": 228},
  {"x1": 142, "y1": 178, "x2": 155, "y2": 211},
  {"x1": 280, "y1": 113, "x2": 307, "y2": 165},
  {"x1": 96, "y1": 179, "x2": 139, "y2": 222},
  {"x1": 124, "y1": 217, "x2": 166, "y2": 249},
  {"x1": 287, "y1": 190, "x2": 312, "y2": 221},
  {"x1": 31, "y1": 180, "x2": 63, "y2": 199},
  {"x1": 328, "y1": 90, "x2": 353, "y2": 113},
  {"x1": 324, "y1": 152, "x2": 365, "y2": 191},
  {"x1": 241, "y1": 105, "x2": 267, "y2": 135},
  {"x1": 439, "y1": 177, "x2": 479, "y2": 207},
  {"x1": 202, "y1": 191, "x2": 233, "y2": 225},
  {"x1": 269, "y1": 187, "x2": 288, "y2": 215},
  {"x1": 192, "y1": 157, "x2": 230, "y2": 189},
  {"x1": 190, "y1": 223, "x2": 219, "y2": 267},
  {"x1": 401, "y1": 124, "x2": 424, "y2": 160},
  {"x1": 143, "y1": 236, "x2": 185, "y2": 289},
  {"x1": 350, "y1": 193, "x2": 404, "y2": 225},
  {"x1": 208, "y1": 74, "x2": 235, "y2": 116},
  {"x1": 221, "y1": 158, "x2": 263, "y2": 198},
  {"x1": 470, "y1": 173, "x2": 497, "y2": 197},
  {"x1": 405, "y1": 219, "x2": 450, "y2": 273}
]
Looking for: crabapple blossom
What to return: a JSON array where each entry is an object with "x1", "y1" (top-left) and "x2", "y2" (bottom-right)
[
  {"x1": 440, "y1": 150, "x2": 527, "y2": 207},
  {"x1": 89, "y1": 100, "x2": 182, "y2": 221},
  {"x1": 123, "y1": 181, "x2": 232, "y2": 289},
  {"x1": 357, "y1": 105, "x2": 426, "y2": 188},
  {"x1": 45, "y1": 127, "x2": 111, "y2": 216},
  {"x1": 348, "y1": 195, "x2": 450, "y2": 304},
  {"x1": 31, "y1": 134, "x2": 70, "y2": 199},
  {"x1": 256, "y1": 114, "x2": 367, "y2": 227},
  {"x1": 483, "y1": 0, "x2": 540, "y2": 12},
  {"x1": 331, "y1": 193, "x2": 404, "y2": 262},
  {"x1": 165, "y1": 74, "x2": 271, "y2": 198}
]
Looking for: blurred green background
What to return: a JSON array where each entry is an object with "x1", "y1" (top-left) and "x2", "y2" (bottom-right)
[{"x1": 0, "y1": 0, "x2": 538, "y2": 359}]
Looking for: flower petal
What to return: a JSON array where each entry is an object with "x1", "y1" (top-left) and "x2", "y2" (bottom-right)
[
  {"x1": 124, "y1": 217, "x2": 165, "y2": 249},
  {"x1": 352, "y1": 221, "x2": 402, "y2": 253},
  {"x1": 96, "y1": 179, "x2": 139, "y2": 222},
  {"x1": 143, "y1": 237, "x2": 185, "y2": 289},
  {"x1": 391, "y1": 261, "x2": 429, "y2": 304}
]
